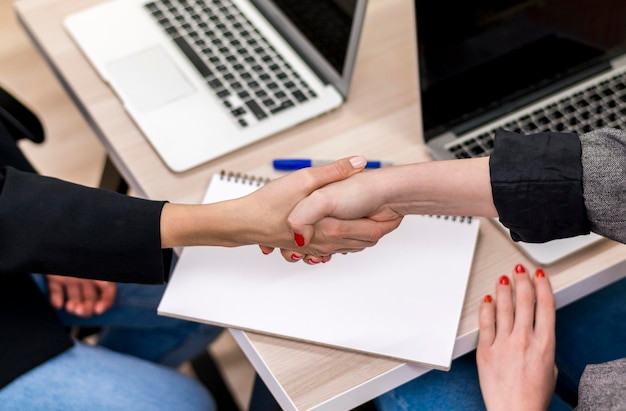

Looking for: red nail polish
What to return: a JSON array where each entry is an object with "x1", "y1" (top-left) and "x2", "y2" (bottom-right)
[
  {"x1": 291, "y1": 253, "x2": 301, "y2": 261},
  {"x1": 484, "y1": 294, "x2": 493, "y2": 303},
  {"x1": 515, "y1": 264, "x2": 526, "y2": 273},
  {"x1": 307, "y1": 258, "x2": 319, "y2": 265},
  {"x1": 499, "y1": 275, "x2": 510, "y2": 285},
  {"x1": 535, "y1": 269, "x2": 545, "y2": 278},
  {"x1": 294, "y1": 233, "x2": 305, "y2": 247}
]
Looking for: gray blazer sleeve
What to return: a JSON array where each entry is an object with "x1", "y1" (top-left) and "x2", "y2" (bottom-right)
[{"x1": 580, "y1": 128, "x2": 626, "y2": 244}]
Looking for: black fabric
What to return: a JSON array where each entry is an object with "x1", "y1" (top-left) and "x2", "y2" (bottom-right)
[
  {"x1": 489, "y1": 129, "x2": 590, "y2": 243},
  {"x1": 0, "y1": 96, "x2": 171, "y2": 387},
  {"x1": 0, "y1": 120, "x2": 38, "y2": 173},
  {"x1": 0, "y1": 276, "x2": 74, "y2": 388},
  {"x1": 0, "y1": 86, "x2": 44, "y2": 143},
  {"x1": 0, "y1": 117, "x2": 72, "y2": 388},
  {"x1": 0, "y1": 167, "x2": 171, "y2": 283}
]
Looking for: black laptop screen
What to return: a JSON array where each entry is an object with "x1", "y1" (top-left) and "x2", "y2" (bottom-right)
[
  {"x1": 271, "y1": 0, "x2": 357, "y2": 75},
  {"x1": 416, "y1": 0, "x2": 626, "y2": 140}
]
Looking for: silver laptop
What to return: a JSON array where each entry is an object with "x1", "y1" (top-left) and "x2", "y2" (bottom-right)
[
  {"x1": 65, "y1": 0, "x2": 367, "y2": 172},
  {"x1": 413, "y1": 1, "x2": 625, "y2": 264}
]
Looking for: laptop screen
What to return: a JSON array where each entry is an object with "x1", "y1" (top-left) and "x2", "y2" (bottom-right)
[
  {"x1": 254, "y1": 0, "x2": 364, "y2": 98},
  {"x1": 415, "y1": 0, "x2": 626, "y2": 141},
  {"x1": 271, "y1": 0, "x2": 357, "y2": 76}
]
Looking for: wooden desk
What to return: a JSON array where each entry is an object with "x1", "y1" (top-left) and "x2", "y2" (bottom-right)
[{"x1": 15, "y1": 0, "x2": 626, "y2": 409}]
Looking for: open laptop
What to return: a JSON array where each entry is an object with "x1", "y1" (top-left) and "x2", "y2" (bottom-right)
[
  {"x1": 64, "y1": 0, "x2": 366, "y2": 172},
  {"x1": 413, "y1": 1, "x2": 625, "y2": 264}
]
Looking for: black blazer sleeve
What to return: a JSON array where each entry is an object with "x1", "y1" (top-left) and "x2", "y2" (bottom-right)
[
  {"x1": 0, "y1": 167, "x2": 172, "y2": 283},
  {"x1": 489, "y1": 129, "x2": 590, "y2": 243}
]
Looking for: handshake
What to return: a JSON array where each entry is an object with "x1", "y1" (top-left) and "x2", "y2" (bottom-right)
[
  {"x1": 161, "y1": 154, "x2": 495, "y2": 264},
  {"x1": 161, "y1": 156, "x2": 405, "y2": 265}
]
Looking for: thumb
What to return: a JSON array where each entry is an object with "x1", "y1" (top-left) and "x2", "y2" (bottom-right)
[{"x1": 291, "y1": 155, "x2": 367, "y2": 246}]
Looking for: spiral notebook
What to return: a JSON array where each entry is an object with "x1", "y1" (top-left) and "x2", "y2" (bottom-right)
[{"x1": 158, "y1": 172, "x2": 480, "y2": 369}]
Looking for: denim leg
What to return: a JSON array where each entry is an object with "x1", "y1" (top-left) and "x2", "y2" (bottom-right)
[
  {"x1": 32, "y1": 274, "x2": 223, "y2": 367},
  {"x1": 0, "y1": 342, "x2": 216, "y2": 411},
  {"x1": 554, "y1": 276, "x2": 626, "y2": 406},
  {"x1": 375, "y1": 351, "x2": 572, "y2": 411},
  {"x1": 375, "y1": 351, "x2": 487, "y2": 411},
  {"x1": 85, "y1": 283, "x2": 223, "y2": 367}
]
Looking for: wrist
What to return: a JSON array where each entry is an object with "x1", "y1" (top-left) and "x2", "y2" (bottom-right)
[{"x1": 160, "y1": 201, "x2": 253, "y2": 248}]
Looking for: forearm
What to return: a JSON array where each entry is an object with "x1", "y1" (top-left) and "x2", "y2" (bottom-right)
[
  {"x1": 287, "y1": 157, "x2": 496, "y2": 244},
  {"x1": 378, "y1": 157, "x2": 497, "y2": 218},
  {"x1": 160, "y1": 200, "x2": 258, "y2": 248}
]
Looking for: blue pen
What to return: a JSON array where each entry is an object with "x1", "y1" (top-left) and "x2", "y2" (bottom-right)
[{"x1": 273, "y1": 158, "x2": 393, "y2": 171}]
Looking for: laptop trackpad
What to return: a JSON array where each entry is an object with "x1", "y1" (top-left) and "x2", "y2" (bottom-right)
[{"x1": 106, "y1": 47, "x2": 196, "y2": 112}]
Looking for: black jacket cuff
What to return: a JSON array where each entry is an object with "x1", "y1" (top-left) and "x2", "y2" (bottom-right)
[{"x1": 489, "y1": 129, "x2": 590, "y2": 242}]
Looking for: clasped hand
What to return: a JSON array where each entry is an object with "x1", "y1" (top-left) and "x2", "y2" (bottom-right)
[{"x1": 254, "y1": 156, "x2": 403, "y2": 263}]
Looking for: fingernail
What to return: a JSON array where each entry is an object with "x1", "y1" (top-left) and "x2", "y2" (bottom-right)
[
  {"x1": 514, "y1": 264, "x2": 526, "y2": 273},
  {"x1": 484, "y1": 294, "x2": 493, "y2": 303},
  {"x1": 261, "y1": 249, "x2": 270, "y2": 255},
  {"x1": 499, "y1": 275, "x2": 510, "y2": 285},
  {"x1": 291, "y1": 253, "x2": 302, "y2": 261},
  {"x1": 307, "y1": 258, "x2": 320, "y2": 265},
  {"x1": 535, "y1": 269, "x2": 545, "y2": 278},
  {"x1": 349, "y1": 156, "x2": 366, "y2": 168},
  {"x1": 294, "y1": 233, "x2": 305, "y2": 247}
]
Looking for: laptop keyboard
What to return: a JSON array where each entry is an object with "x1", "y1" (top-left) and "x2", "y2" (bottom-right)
[
  {"x1": 448, "y1": 71, "x2": 626, "y2": 159},
  {"x1": 145, "y1": 0, "x2": 317, "y2": 128}
]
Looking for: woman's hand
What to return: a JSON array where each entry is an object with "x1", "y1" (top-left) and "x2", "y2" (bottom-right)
[
  {"x1": 477, "y1": 264, "x2": 557, "y2": 411},
  {"x1": 47, "y1": 274, "x2": 117, "y2": 317}
]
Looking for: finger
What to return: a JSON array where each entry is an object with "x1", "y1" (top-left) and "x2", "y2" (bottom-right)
[
  {"x1": 532, "y1": 269, "x2": 556, "y2": 341},
  {"x1": 259, "y1": 245, "x2": 274, "y2": 255},
  {"x1": 304, "y1": 217, "x2": 401, "y2": 256},
  {"x1": 511, "y1": 264, "x2": 535, "y2": 332},
  {"x1": 78, "y1": 281, "x2": 100, "y2": 317},
  {"x1": 304, "y1": 256, "x2": 324, "y2": 265},
  {"x1": 478, "y1": 294, "x2": 496, "y2": 349},
  {"x1": 64, "y1": 280, "x2": 84, "y2": 315},
  {"x1": 315, "y1": 217, "x2": 401, "y2": 243},
  {"x1": 495, "y1": 274, "x2": 514, "y2": 336},
  {"x1": 279, "y1": 248, "x2": 305, "y2": 263},
  {"x1": 289, "y1": 156, "x2": 367, "y2": 246},
  {"x1": 94, "y1": 281, "x2": 117, "y2": 315},
  {"x1": 46, "y1": 276, "x2": 66, "y2": 310}
]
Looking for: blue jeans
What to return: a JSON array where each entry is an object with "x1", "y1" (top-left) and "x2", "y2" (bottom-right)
[
  {"x1": 375, "y1": 276, "x2": 626, "y2": 411},
  {"x1": 53, "y1": 281, "x2": 223, "y2": 367},
  {"x1": 0, "y1": 274, "x2": 223, "y2": 410},
  {"x1": 0, "y1": 342, "x2": 215, "y2": 411}
]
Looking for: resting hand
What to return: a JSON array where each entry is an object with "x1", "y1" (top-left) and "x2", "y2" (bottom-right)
[
  {"x1": 477, "y1": 264, "x2": 557, "y2": 411},
  {"x1": 46, "y1": 274, "x2": 117, "y2": 317}
]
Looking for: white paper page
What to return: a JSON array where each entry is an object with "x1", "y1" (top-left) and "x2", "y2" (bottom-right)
[{"x1": 159, "y1": 173, "x2": 480, "y2": 369}]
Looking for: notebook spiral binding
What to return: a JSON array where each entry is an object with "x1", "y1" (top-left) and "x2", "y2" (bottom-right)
[
  {"x1": 219, "y1": 170, "x2": 271, "y2": 186},
  {"x1": 431, "y1": 215, "x2": 473, "y2": 224}
]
